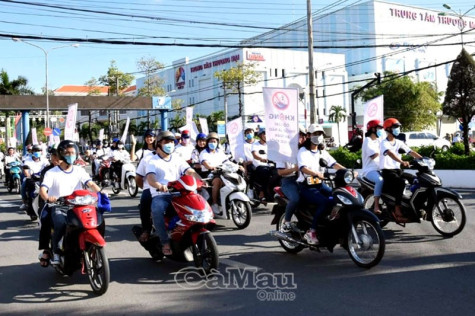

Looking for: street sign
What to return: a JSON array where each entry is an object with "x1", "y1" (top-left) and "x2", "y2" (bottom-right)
[
  {"x1": 152, "y1": 96, "x2": 172, "y2": 110},
  {"x1": 53, "y1": 128, "x2": 61, "y2": 136},
  {"x1": 43, "y1": 127, "x2": 52, "y2": 136},
  {"x1": 217, "y1": 121, "x2": 225, "y2": 136}
]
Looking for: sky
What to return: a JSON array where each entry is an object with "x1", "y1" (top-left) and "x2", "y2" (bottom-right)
[{"x1": 1, "y1": 0, "x2": 474, "y2": 94}]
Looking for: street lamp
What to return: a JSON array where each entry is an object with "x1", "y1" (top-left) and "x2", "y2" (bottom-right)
[
  {"x1": 439, "y1": 4, "x2": 475, "y2": 48},
  {"x1": 12, "y1": 38, "x2": 79, "y2": 128}
]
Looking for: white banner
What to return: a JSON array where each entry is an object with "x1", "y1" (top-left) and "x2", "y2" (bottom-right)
[
  {"x1": 263, "y1": 87, "x2": 299, "y2": 164},
  {"x1": 186, "y1": 107, "x2": 193, "y2": 127},
  {"x1": 120, "y1": 117, "x2": 130, "y2": 144},
  {"x1": 31, "y1": 128, "x2": 38, "y2": 145},
  {"x1": 363, "y1": 95, "x2": 384, "y2": 133},
  {"x1": 199, "y1": 117, "x2": 209, "y2": 135},
  {"x1": 64, "y1": 103, "x2": 78, "y2": 141},
  {"x1": 226, "y1": 117, "x2": 245, "y2": 161},
  {"x1": 99, "y1": 129, "x2": 104, "y2": 141}
]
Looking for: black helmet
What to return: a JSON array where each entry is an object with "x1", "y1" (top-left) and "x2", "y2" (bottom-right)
[
  {"x1": 94, "y1": 139, "x2": 102, "y2": 146},
  {"x1": 144, "y1": 129, "x2": 156, "y2": 137},
  {"x1": 57, "y1": 140, "x2": 79, "y2": 165},
  {"x1": 48, "y1": 144, "x2": 58, "y2": 155},
  {"x1": 32, "y1": 144, "x2": 41, "y2": 152},
  {"x1": 156, "y1": 131, "x2": 175, "y2": 143}
]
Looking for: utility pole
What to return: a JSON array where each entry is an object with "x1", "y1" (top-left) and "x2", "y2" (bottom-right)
[
  {"x1": 439, "y1": 4, "x2": 475, "y2": 49},
  {"x1": 307, "y1": 0, "x2": 317, "y2": 124},
  {"x1": 223, "y1": 84, "x2": 228, "y2": 127},
  {"x1": 350, "y1": 73, "x2": 381, "y2": 129}
]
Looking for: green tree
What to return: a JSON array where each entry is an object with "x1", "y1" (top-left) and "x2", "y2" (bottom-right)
[
  {"x1": 443, "y1": 48, "x2": 475, "y2": 155},
  {"x1": 98, "y1": 60, "x2": 135, "y2": 96},
  {"x1": 207, "y1": 111, "x2": 225, "y2": 132},
  {"x1": 84, "y1": 77, "x2": 102, "y2": 96},
  {"x1": 328, "y1": 105, "x2": 347, "y2": 146},
  {"x1": 358, "y1": 71, "x2": 441, "y2": 131},
  {"x1": 168, "y1": 99, "x2": 186, "y2": 131},
  {"x1": 0, "y1": 69, "x2": 35, "y2": 95},
  {"x1": 136, "y1": 56, "x2": 165, "y2": 97},
  {"x1": 214, "y1": 63, "x2": 261, "y2": 123}
]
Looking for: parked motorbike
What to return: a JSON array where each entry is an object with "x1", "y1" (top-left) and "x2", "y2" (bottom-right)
[
  {"x1": 43, "y1": 189, "x2": 110, "y2": 295},
  {"x1": 203, "y1": 161, "x2": 252, "y2": 229},
  {"x1": 357, "y1": 157, "x2": 466, "y2": 237},
  {"x1": 132, "y1": 174, "x2": 219, "y2": 274},
  {"x1": 110, "y1": 160, "x2": 138, "y2": 197},
  {"x1": 270, "y1": 159, "x2": 385, "y2": 268},
  {"x1": 6, "y1": 161, "x2": 22, "y2": 194}
]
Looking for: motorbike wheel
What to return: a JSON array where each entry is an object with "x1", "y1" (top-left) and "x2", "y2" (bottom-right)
[
  {"x1": 84, "y1": 245, "x2": 110, "y2": 296},
  {"x1": 111, "y1": 183, "x2": 121, "y2": 195},
  {"x1": 364, "y1": 195, "x2": 389, "y2": 228},
  {"x1": 193, "y1": 232, "x2": 219, "y2": 274},
  {"x1": 276, "y1": 213, "x2": 304, "y2": 254},
  {"x1": 347, "y1": 218, "x2": 385, "y2": 269},
  {"x1": 126, "y1": 175, "x2": 138, "y2": 197},
  {"x1": 14, "y1": 178, "x2": 21, "y2": 194},
  {"x1": 431, "y1": 196, "x2": 466, "y2": 237},
  {"x1": 7, "y1": 181, "x2": 12, "y2": 193},
  {"x1": 230, "y1": 200, "x2": 252, "y2": 229}
]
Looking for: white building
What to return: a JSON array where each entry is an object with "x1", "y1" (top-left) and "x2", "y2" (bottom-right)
[{"x1": 137, "y1": 48, "x2": 349, "y2": 144}]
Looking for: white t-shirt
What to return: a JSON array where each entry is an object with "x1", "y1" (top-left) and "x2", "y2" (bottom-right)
[
  {"x1": 276, "y1": 159, "x2": 297, "y2": 178},
  {"x1": 251, "y1": 141, "x2": 268, "y2": 168},
  {"x1": 136, "y1": 151, "x2": 156, "y2": 191},
  {"x1": 93, "y1": 148, "x2": 107, "y2": 158},
  {"x1": 146, "y1": 154, "x2": 190, "y2": 198},
  {"x1": 380, "y1": 138, "x2": 412, "y2": 170},
  {"x1": 5, "y1": 154, "x2": 20, "y2": 165},
  {"x1": 135, "y1": 148, "x2": 154, "y2": 162},
  {"x1": 199, "y1": 148, "x2": 228, "y2": 172},
  {"x1": 41, "y1": 165, "x2": 92, "y2": 198},
  {"x1": 297, "y1": 147, "x2": 337, "y2": 183},
  {"x1": 23, "y1": 158, "x2": 50, "y2": 175},
  {"x1": 175, "y1": 144, "x2": 194, "y2": 162},
  {"x1": 362, "y1": 137, "x2": 381, "y2": 176},
  {"x1": 243, "y1": 140, "x2": 255, "y2": 162},
  {"x1": 111, "y1": 149, "x2": 130, "y2": 162}
]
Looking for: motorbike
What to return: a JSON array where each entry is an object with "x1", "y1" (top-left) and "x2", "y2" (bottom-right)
[
  {"x1": 202, "y1": 161, "x2": 252, "y2": 229},
  {"x1": 6, "y1": 161, "x2": 22, "y2": 194},
  {"x1": 132, "y1": 174, "x2": 219, "y2": 274},
  {"x1": 43, "y1": 189, "x2": 110, "y2": 295},
  {"x1": 94, "y1": 158, "x2": 112, "y2": 187},
  {"x1": 245, "y1": 150, "x2": 280, "y2": 207},
  {"x1": 270, "y1": 159, "x2": 385, "y2": 268},
  {"x1": 110, "y1": 160, "x2": 138, "y2": 197},
  {"x1": 357, "y1": 157, "x2": 466, "y2": 237},
  {"x1": 25, "y1": 173, "x2": 41, "y2": 221}
]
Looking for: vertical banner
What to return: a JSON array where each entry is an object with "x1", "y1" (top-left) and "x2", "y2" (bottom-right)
[
  {"x1": 31, "y1": 128, "x2": 38, "y2": 145},
  {"x1": 363, "y1": 95, "x2": 384, "y2": 133},
  {"x1": 226, "y1": 117, "x2": 245, "y2": 161},
  {"x1": 263, "y1": 87, "x2": 299, "y2": 164},
  {"x1": 99, "y1": 129, "x2": 104, "y2": 141},
  {"x1": 199, "y1": 117, "x2": 209, "y2": 135},
  {"x1": 120, "y1": 117, "x2": 130, "y2": 144},
  {"x1": 13, "y1": 113, "x2": 21, "y2": 144},
  {"x1": 64, "y1": 103, "x2": 78, "y2": 141},
  {"x1": 186, "y1": 106, "x2": 193, "y2": 127}
]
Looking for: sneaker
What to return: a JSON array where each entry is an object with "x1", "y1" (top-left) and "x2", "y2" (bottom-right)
[
  {"x1": 19, "y1": 204, "x2": 27, "y2": 210},
  {"x1": 211, "y1": 204, "x2": 226, "y2": 219},
  {"x1": 282, "y1": 222, "x2": 292, "y2": 232},
  {"x1": 51, "y1": 253, "x2": 61, "y2": 265},
  {"x1": 304, "y1": 230, "x2": 319, "y2": 245}
]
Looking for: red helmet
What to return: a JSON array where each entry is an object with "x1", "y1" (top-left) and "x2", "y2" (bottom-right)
[
  {"x1": 367, "y1": 120, "x2": 383, "y2": 131},
  {"x1": 383, "y1": 118, "x2": 401, "y2": 131}
]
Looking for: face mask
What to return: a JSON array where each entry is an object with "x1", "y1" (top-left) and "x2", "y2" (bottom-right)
[
  {"x1": 376, "y1": 129, "x2": 383, "y2": 138},
  {"x1": 64, "y1": 155, "x2": 76, "y2": 165},
  {"x1": 208, "y1": 142, "x2": 217, "y2": 150},
  {"x1": 162, "y1": 143, "x2": 174, "y2": 154},
  {"x1": 245, "y1": 134, "x2": 253, "y2": 140},
  {"x1": 392, "y1": 127, "x2": 401, "y2": 137},
  {"x1": 118, "y1": 145, "x2": 124, "y2": 149},
  {"x1": 310, "y1": 135, "x2": 324, "y2": 145},
  {"x1": 32, "y1": 152, "x2": 41, "y2": 159}
]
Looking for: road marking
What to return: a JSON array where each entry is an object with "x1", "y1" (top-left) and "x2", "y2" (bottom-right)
[
  {"x1": 105, "y1": 226, "x2": 119, "y2": 232},
  {"x1": 220, "y1": 258, "x2": 262, "y2": 271}
]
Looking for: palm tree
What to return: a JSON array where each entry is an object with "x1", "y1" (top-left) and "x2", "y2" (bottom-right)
[
  {"x1": 328, "y1": 105, "x2": 347, "y2": 146},
  {"x1": 0, "y1": 69, "x2": 35, "y2": 95}
]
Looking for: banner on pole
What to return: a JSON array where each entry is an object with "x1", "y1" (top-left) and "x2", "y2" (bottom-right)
[
  {"x1": 31, "y1": 128, "x2": 38, "y2": 145},
  {"x1": 186, "y1": 107, "x2": 193, "y2": 127},
  {"x1": 263, "y1": 87, "x2": 299, "y2": 164},
  {"x1": 99, "y1": 129, "x2": 104, "y2": 141},
  {"x1": 363, "y1": 95, "x2": 384, "y2": 134},
  {"x1": 199, "y1": 117, "x2": 209, "y2": 135},
  {"x1": 64, "y1": 103, "x2": 78, "y2": 141},
  {"x1": 226, "y1": 117, "x2": 245, "y2": 161},
  {"x1": 120, "y1": 117, "x2": 130, "y2": 143}
]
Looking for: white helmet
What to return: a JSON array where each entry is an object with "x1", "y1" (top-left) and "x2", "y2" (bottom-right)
[{"x1": 307, "y1": 124, "x2": 324, "y2": 134}]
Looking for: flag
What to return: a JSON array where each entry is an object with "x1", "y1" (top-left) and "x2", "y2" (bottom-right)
[
  {"x1": 199, "y1": 117, "x2": 209, "y2": 135},
  {"x1": 226, "y1": 117, "x2": 245, "y2": 161},
  {"x1": 363, "y1": 96, "x2": 384, "y2": 133},
  {"x1": 120, "y1": 117, "x2": 130, "y2": 143},
  {"x1": 64, "y1": 103, "x2": 78, "y2": 141}
]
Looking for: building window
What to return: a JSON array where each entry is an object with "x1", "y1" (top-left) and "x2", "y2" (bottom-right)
[
  {"x1": 99, "y1": 110, "x2": 107, "y2": 116},
  {"x1": 269, "y1": 69, "x2": 272, "y2": 77},
  {"x1": 275, "y1": 69, "x2": 278, "y2": 77},
  {"x1": 282, "y1": 69, "x2": 285, "y2": 78}
]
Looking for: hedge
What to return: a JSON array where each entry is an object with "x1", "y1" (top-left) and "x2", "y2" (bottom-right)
[{"x1": 328, "y1": 143, "x2": 475, "y2": 170}]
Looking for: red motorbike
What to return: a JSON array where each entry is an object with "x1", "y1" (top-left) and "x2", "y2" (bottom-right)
[
  {"x1": 44, "y1": 190, "x2": 110, "y2": 295},
  {"x1": 95, "y1": 158, "x2": 112, "y2": 186},
  {"x1": 133, "y1": 175, "x2": 219, "y2": 274}
]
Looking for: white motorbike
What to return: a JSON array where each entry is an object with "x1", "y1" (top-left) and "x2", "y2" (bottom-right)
[
  {"x1": 111, "y1": 160, "x2": 138, "y2": 197},
  {"x1": 203, "y1": 161, "x2": 252, "y2": 229}
]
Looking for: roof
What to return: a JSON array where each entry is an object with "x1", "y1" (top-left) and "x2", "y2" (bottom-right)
[{"x1": 54, "y1": 85, "x2": 136, "y2": 96}]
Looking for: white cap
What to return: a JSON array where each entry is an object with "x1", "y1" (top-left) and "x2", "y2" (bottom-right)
[
  {"x1": 308, "y1": 124, "x2": 324, "y2": 134},
  {"x1": 299, "y1": 125, "x2": 306, "y2": 134}
]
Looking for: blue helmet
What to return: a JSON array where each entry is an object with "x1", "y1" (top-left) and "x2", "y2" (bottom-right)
[{"x1": 196, "y1": 133, "x2": 207, "y2": 140}]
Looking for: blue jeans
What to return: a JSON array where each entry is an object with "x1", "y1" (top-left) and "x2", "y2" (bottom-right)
[
  {"x1": 365, "y1": 170, "x2": 384, "y2": 197},
  {"x1": 139, "y1": 189, "x2": 153, "y2": 234},
  {"x1": 151, "y1": 194, "x2": 173, "y2": 245},
  {"x1": 21, "y1": 179, "x2": 27, "y2": 201},
  {"x1": 51, "y1": 206, "x2": 68, "y2": 254},
  {"x1": 281, "y1": 176, "x2": 300, "y2": 222},
  {"x1": 299, "y1": 182, "x2": 333, "y2": 230}
]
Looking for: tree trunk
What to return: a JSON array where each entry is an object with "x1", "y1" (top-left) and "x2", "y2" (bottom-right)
[
  {"x1": 463, "y1": 120, "x2": 470, "y2": 155},
  {"x1": 337, "y1": 122, "x2": 341, "y2": 147}
]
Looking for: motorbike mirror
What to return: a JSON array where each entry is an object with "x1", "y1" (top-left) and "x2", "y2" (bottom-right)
[{"x1": 319, "y1": 158, "x2": 328, "y2": 167}]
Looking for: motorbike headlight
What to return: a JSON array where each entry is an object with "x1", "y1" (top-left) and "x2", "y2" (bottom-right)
[
  {"x1": 336, "y1": 194, "x2": 352, "y2": 205},
  {"x1": 426, "y1": 158, "x2": 436, "y2": 170},
  {"x1": 344, "y1": 170, "x2": 354, "y2": 184},
  {"x1": 184, "y1": 206, "x2": 213, "y2": 223},
  {"x1": 67, "y1": 195, "x2": 98, "y2": 205}
]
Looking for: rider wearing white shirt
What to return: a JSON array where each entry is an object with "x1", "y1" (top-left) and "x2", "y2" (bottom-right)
[
  {"x1": 362, "y1": 120, "x2": 384, "y2": 214},
  {"x1": 380, "y1": 118, "x2": 422, "y2": 222},
  {"x1": 135, "y1": 149, "x2": 156, "y2": 242},
  {"x1": 243, "y1": 127, "x2": 255, "y2": 174},
  {"x1": 251, "y1": 128, "x2": 273, "y2": 201},
  {"x1": 174, "y1": 130, "x2": 194, "y2": 163},
  {"x1": 146, "y1": 131, "x2": 200, "y2": 256},
  {"x1": 109, "y1": 141, "x2": 130, "y2": 181}
]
